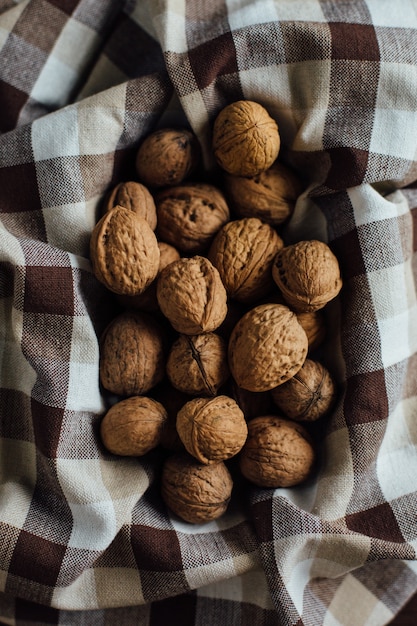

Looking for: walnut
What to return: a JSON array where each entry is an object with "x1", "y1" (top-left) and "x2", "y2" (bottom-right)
[
  {"x1": 117, "y1": 241, "x2": 181, "y2": 312},
  {"x1": 156, "y1": 256, "x2": 228, "y2": 334},
  {"x1": 272, "y1": 240, "x2": 343, "y2": 312},
  {"x1": 155, "y1": 183, "x2": 230, "y2": 254},
  {"x1": 100, "y1": 395, "x2": 167, "y2": 456},
  {"x1": 271, "y1": 358, "x2": 336, "y2": 422},
  {"x1": 176, "y1": 395, "x2": 247, "y2": 464},
  {"x1": 223, "y1": 160, "x2": 303, "y2": 225},
  {"x1": 296, "y1": 310, "x2": 326, "y2": 353},
  {"x1": 161, "y1": 453, "x2": 233, "y2": 524},
  {"x1": 135, "y1": 127, "x2": 200, "y2": 188},
  {"x1": 166, "y1": 332, "x2": 230, "y2": 396},
  {"x1": 104, "y1": 180, "x2": 157, "y2": 230},
  {"x1": 239, "y1": 415, "x2": 315, "y2": 487},
  {"x1": 228, "y1": 303, "x2": 308, "y2": 392},
  {"x1": 208, "y1": 217, "x2": 284, "y2": 303},
  {"x1": 99, "y1": 311, "x2": 166, "y2": 396},
  {"x1": 90, "y1": 206, "x2": 160, "y2": 296},
  {"x1": 212, "y1": 100, "x2": 280, "y2": 177}
]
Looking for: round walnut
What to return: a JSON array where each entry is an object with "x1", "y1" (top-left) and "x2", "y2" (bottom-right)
[
  {"x1": 272, "y1": 239, "x2": 343, "y2": 312},
  {"x1": 208, "y1": 217, "x2": 284, "y2": 303},
  {"x1": 176, "y1": 395, "x2": 248, "y2": 464},
  {"x1": 223, "y1": 160, "x2": 303, "y2": 226},
  {"x1": 99, "y1": 311, "x2": 166, "y2": 396},
  {"x1": 90, "y1": 206, "x2": 160, "y2": 296},
  {"x1": 104, "y1": 180, "x2": 157, "y2": 230},
  {"x1": 228, "y1": 303, "x2": 308, "y2": 392},
  {"x1": 156, "y1": 255, "x2": 228, "y2": 334},
  {"x1": 155, "y1": 183, "x2": 230, "y2": 254},
  {"x1": 166, "y1": 332, "x2": 230, "y2": 396},
  {"x1": 271, "y1": 358, "x2": 336, "y2": 422},
  {"x1": 161, "y1": 453, "x2": 233, "y2": 524},
  {"x1": 296, "y1": 310, "x2": 326, "y2": 353},
  {"x1": 135, "y1": 127, "x2": 200, "y2": 188},
  {"x1": 117, "y1": 241, "x2": 181, "y2": 313},
  {"x1": 239, "y1": 415, "x2": 315, "y2": 488},
  {"x1": 100, "y1": 396, "x2": 167, "y2": 456},
  {"x1": 212, "y1": 100, "x2": 280, "y2": 177}
]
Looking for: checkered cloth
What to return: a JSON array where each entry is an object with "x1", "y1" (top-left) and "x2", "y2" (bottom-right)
[{"x1": 1, "y1": 0, "x2": 417, "y2": 624}]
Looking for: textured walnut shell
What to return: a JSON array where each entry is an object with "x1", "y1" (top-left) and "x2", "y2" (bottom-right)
[
  {"x1": 239, "y1": 415, "x2": 315, "y2": 487},
  {"x1": 228, "y1": 303, "x2": 308, "y2": 392},
  {"x1": 223, "y1": 161, "x2": 302, "y2": 225},
  {"x1": 100, "y1": 396, "x2": 167, "y2": 456},
  {"x1": 271, "y1": 358, "x2": 336, "y2": 422},
  {"x1": 105, "y1": 181, "x2": 157, "y2": 230},
  {"x1": 272, "y1": 240, "x2": 343, "y2": 312},
  {"x1": 161, "y1": 453, "x2": 233, "y2": 524},
  {"x1": 155, "y1": 183, "x2": 230, "y2": 254},
  {"x1": 156, "y1": 256, "x2": 228, "y2": 334},
  {"x1": 296, "y1": 310, "x2": 326, "y2": 352},
  {"x1": 167, "y1": 333, "x2": 230, "y2": 396},
  {"x1": 212, "y1": 100, "x2": 280, "y2": 177},
  {"x1": 176, "y1": 395, "x2": 247, "y2": 464},
  {"x1": 90, "y1": 206, "x2": 160, "y2": 296},
  {"x1": 99, "y1": 311, "x2": 166, "y2": 396},
  {"x1": 208, "y1": 217, "x2": 284, "y2": 303},
  {"x1": 117, "y1": 241, "x2": 181, "y2": 312},
  {"x1": 135, "y1": 128, "x2": 200, "y2": 188}
]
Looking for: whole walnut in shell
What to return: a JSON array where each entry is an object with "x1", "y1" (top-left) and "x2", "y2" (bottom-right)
[
  {"x1": 90, "y1": 206, "x2": 160, "y2": 296},
  {"x1": 104, "y1": 180, "x2": 157, "y2": 230},
  {"x1": 100, "y1": 396, "x2": 167, "y2": 456},
  {"x1": 167, "y1": 332, "x2": 230, "y2": 396},
  {"x1": 296, "y1": 310, "x2": 326, "y2": 353},
  {"x1": 155, "y1": 183, "x2": 230, "y2": 254},
  {"x1": 223, "y1": 160, "x2": 303, "y2": 226},
  {"x1": 271, "y1": 358, "x2": 336, "y2": 422},
  {"x1": 212, "y1": 100, "x2": 280, "y2": 177},
  {"x1": 208, "y1": 217, "x2": 284, "y2": 303},
  {"x1": 239, "y1": 415, "x2": 315, "y2": 488},
  {"x1": 228, "y1": 303, "x2": 308, "y2": 392},
  {"x1": 135, "y1": 128, "x2": 200, "y2": 188},
  {"x1": 176, "y1": 395, "x2": 248, "y2": 464},
  {"x1": 117, "y1": 241, "x2": 181, "y2": 313},
  {"x1": 99, "y1": 311, "x2": 166, "y2": 396},
  {"x1": 156, "y1": 256, "x2": 228, "y2": 334},
  {"x1": 272, "y1": 239, "x2": 343, "y2": 312},
  {"x1": 161, "y1": 453, "x2": 233, "y2": 524}
]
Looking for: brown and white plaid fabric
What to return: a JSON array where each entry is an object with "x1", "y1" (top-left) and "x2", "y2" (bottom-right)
[{"x1": 1, "y1": 0, "x2": 417, "y2": 624}]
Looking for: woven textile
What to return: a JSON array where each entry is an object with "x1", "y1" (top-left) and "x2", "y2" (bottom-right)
[{"x1": 1, "y1": 0, "x2": 417, "y2": 624}]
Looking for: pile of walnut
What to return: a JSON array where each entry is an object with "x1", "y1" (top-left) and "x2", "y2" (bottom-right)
[{"x1": 90, "y1": 100, "x2": 343, "y2": 525}]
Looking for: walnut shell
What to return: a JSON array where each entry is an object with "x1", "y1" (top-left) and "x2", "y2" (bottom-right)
[
  {"x1": 271, "y1": 358, "x2": 336, "y2": 422},
  {"x1": 155, "y1": 183, "x2": 230, "y2": 254},
  {"x1": 100, "y1": 396, "x2": 167, "y2": 456},
  {"x1": 296, "y1": 310, "x2": 326, "y2": 352},
  {"x1": 176, "y1": 395, "x2": 248, "y2": 464},
  {"x1": 117, "y1": 241, "x2": 181, "y2": 312},
  {"x1": 212, "y1": 100, "x2": 280, "y2": 177},
  {"x1": 135, "y1": 128, "x2": 200, "y2": 188},
  {"x1": 228, "y1": 303, "x2": 308, "y2": 392},
  {"x1": 99, "y1": 311, "x2": 166, "y2": 396},
  {"x1": 156, "y1": 256, "x2": 228, "y2": 334},
  {"x1": 104, "y1": 181, "x2": 157, "y2": 230},
  {"x1": 272, "y1": 240, "x2": 343, "y2": 312},
  {"x1": 166, "y1": 332, "x2": 230, "y2": 396},
  {"x1": 90, "y1": 206, "x2": 160, "y2": 296},
  {"x1": 208, "y1": 217, "x2": 284, "y2": 303},
  {"x1": 239, "y1": 415, "x2": 315, "y2": 487},
  {"x1": 223, "y1": 161, "x2": 303, "y2": 225},
  {"x1": 161, "y1": 453, "x2": 233, "y2": 524}
]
